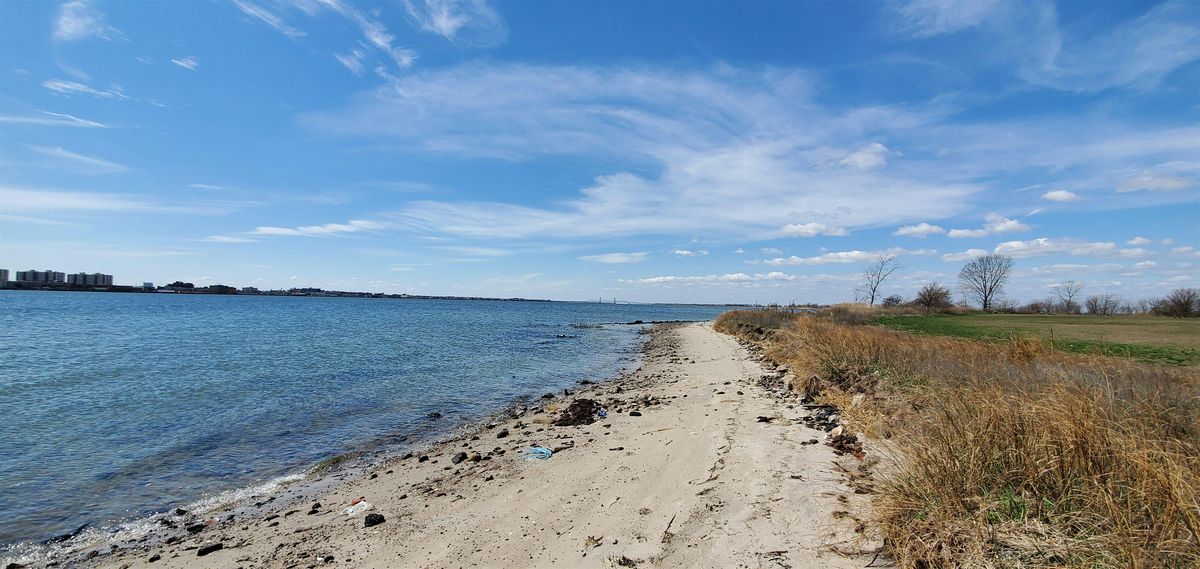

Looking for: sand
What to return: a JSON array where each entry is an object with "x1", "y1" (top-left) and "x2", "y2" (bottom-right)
[{"x1": 85, "y1": 322, "x2": 879, "y2": 568}]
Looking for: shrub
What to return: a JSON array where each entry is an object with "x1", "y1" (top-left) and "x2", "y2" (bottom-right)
[
  {"x1": 913, "y1": 282, "x2": 953, "y2": 310},
  {"x1": 1156, "y1": 288, "x2": 1200, "y2": 317},
  {"x1": 881, "y1": 294, "x2": 904, "y2": 307}
]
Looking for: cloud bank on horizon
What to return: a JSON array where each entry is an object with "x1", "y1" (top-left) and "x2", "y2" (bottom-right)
[{"x1": 0, "y1": 0, "x2": 1197, "y2": 303}]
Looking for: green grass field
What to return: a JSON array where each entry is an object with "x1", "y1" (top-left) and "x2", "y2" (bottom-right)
[{"x1": 872, "y1": 313, "x2": 1200, "y2": 366}]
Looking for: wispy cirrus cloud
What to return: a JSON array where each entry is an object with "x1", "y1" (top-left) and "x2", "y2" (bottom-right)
[
  {"x1": 202, "y1": 235, "x2": 257, "y2": 243},
  {"x1": 42, "y1": 79, "x2": 129, "y2": 100},
  {"x1": 0, "y1": 110, "x2": 107, "y2": 128},
  {"x1": 250, "y1": 219, "x2": 388, "y2": 237},
  {"x1": 402, "y1": 0, "x2": 507, "y2": 47},
  {"x1": 29, "y1": 145, "x2": 128, "y2": 174},
  {"x1": 579, "y1": 252, "x2": 648, "y2": 264},
  {"x1": 231, "y1": 0, "x2": 305, "y2": 38},
  {"x1": 53, "y1": 0, "x2": 119, "y2": 42},
  {"x1": 170, "y1": 57, "x2": 199, "y2": 70}
]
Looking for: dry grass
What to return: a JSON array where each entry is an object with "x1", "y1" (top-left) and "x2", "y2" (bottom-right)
[{"x1": 715, "y1": 310, "x2": 1200, "y2": 568}]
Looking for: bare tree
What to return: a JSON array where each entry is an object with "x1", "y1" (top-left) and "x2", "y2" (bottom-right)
[
  {"x1": 855, "y1": 254, "x2": 900, "y2": 305},
  {"x1": 1156, "y1": 288, "x2": 1200, "y2": 317},
  {"x1": 958, "y1": 254, "x2": 1014, "y2": 311},
  {"x1": 1054, "y1": 280, "x2": 1084, "y2": 314},
  {"x1": 1084, "y1": 294, "x2": 1120, "y2": 315}
]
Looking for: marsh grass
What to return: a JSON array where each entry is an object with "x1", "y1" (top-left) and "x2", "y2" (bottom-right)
[{"x1": 715, "y1": 309, "x2": 1200, "y2": 567}]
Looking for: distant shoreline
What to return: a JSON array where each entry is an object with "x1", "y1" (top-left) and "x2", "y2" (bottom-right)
[{"x1": 0, "y1": 287, "x2": 748, "y2": 308}]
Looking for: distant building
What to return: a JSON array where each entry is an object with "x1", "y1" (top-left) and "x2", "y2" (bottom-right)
[
  {"x1": 240, "y1": 286, "x2": 260, "y2": 294},
  {"x1": 16, "y1": 269, "x2": 66, "y2": 284},
  {"x1": 0, "y1": 269, "x2": 8, "y2": 287},
  {"x1": 67, "y1": 273, "x2": 114, "y2": 286},
  {"x1": 142, "y1": 282, "x2": 155, "y2": 290}
]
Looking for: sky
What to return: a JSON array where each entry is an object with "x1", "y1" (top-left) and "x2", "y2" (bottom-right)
[{"x1": 0, "y1": 0, "x2": 1197, "y2": 304}]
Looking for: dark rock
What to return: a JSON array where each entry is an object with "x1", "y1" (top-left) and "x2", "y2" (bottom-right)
[
  {"x1": 756, "y1": 416, "x2": 773, "y2": 423},
  {"x1": 185, "y1": 523, "x2": 206, "y2": 534},
  {"x1": 469, "y1": 453, "x2": 482, "y2": 462},
  {"x1": 541, "y1": 393, "x2": 555, "y2": 399},
  {"x1": 148, "y1": 554, "x2": 161, "y2": 563},
  {"x1": 452, "y1": 452, "x2": 468, "y2": 464},
  {"x1": 173, "y1": 508, "x2": 188, "y2": 516},
  {"x1": 311, "y1": 503, "x2": 321, "y2": 510},
  {"x1": 426, "y1": 412, "x2": 443, "y2": 419},
  {"x1": 628, "y1": 411, "x2": 642, "y2": 417},
  {"x1": 369, "y1": 473, "x2": 378, "y2": 479},
  {"x1": 553, "y1": 398, "x2": 604, "y2": 426},
  {"x1": 7, "y1": 563, "x2": 27, "y2": 569},
  {"x1": 196, "y1": 543, "x2": 223, "y2": 557},
  {"x1": 496, "y1": 429, "x2": 510, "y2": 439},
  {"x1": 401, "y1": 452, "x2": 414, "y2": 460},
  {"x1": 418, "y1": 455, "x2": 429, "y2": 462},
  {"x1": 264, "y1": 514, "x2": 279, "y2": 522},
  {"x1": 364, "y1": 513, "x2": 386, "y2": 527},
  {"x1": 42, "y1": 523, "x2": 87, "y2": 545}
]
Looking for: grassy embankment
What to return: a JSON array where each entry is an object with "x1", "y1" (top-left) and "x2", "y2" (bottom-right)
[
  {"x1": 715, "y1": 308, "x2": 1200, "y2": 568},
  {"x1": 873, "y1": 313, "x2": 1200, "y2": 366}
]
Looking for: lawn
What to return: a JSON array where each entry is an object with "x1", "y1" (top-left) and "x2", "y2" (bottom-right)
[{"x1": 872, "y1": 313, "x2": 1200, "y2": 366}]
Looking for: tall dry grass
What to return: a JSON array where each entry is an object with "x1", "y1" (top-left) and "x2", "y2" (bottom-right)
[{"x1": 716, "y1": 310, "x2": 1200, "y2": 567}]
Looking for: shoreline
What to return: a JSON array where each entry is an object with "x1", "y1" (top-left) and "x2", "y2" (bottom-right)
[
  {"x1": 8, "y1": 322, "x2": 877, "y2": 568},
  {"x1": 0, "y1": 324, "x2": 660, "y2": 567}
]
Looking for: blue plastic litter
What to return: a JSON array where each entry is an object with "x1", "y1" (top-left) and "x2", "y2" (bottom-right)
[
  {"x1": 526, "y1": 447, "x2": 553, "y2": 460},
  {"x1": 597, "y1": 408, "x2": 608, "y2": 419}
]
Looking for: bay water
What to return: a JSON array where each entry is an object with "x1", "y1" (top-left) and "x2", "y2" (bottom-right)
[{"x1": 0, "y1": 291, "x2": 726, "y2": 550}]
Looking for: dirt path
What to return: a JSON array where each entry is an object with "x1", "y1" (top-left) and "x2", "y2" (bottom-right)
[{"x1": 92, "y1": 322, "x2": 877, "y2": 568}]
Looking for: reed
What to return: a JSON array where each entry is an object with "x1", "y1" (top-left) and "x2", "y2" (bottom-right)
[{"x1": 716, "y1": 310, "x2": 1200, "y2": 567}]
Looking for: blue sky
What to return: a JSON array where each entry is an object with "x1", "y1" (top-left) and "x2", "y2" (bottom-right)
[{"x1": 0, "y1": 0, "x2": 1197, "y2": 304}]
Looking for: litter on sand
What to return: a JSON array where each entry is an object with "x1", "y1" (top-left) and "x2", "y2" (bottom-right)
[{"x1": 526, "y1": 447, "x2": 553, "y2": 460}]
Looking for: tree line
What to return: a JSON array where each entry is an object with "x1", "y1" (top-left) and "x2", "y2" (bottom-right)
[{"x1": 855, "y1": 253, "x2": 1199, "y2": 317}]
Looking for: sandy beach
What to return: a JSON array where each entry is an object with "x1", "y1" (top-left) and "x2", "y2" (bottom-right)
[{"x1": 70, "y1": 322, "x2": 877, "y2": 568}]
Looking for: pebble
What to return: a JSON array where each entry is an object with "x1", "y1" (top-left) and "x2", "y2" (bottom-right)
[
  {"x1": 364, "y1": 513, "x2": 386, "y2": 527},
  {"x1": 196, "y1": 543, "x2": 223, "y2": 557}
]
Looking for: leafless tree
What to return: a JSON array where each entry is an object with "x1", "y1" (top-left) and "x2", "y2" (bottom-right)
[
  {"x1": 1156, "y1": 288, "x2": 1199, "y2": 317},
  {"x1": 855, "y1": 254, "x2": 900, "y2": 305},
  {"x1": 1084, "y1": 294, "x2": 1121, "y2": 315},
  {"x1": 1054, "y1": 280, "x2": 1084, "y2": 314},
  {"x1": 958, "y1": 253, "x2": 1014, "y2": 311}
]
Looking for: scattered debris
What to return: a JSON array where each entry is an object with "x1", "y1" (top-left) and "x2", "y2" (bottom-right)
[
  {"x1": 526, "y1": 447, "x2": 553, "y2": 460},
  {"x1": 554, "y1": 398, "x2": 605, "y2": 426}
]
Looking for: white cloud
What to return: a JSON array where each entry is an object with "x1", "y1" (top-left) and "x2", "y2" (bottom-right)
[
  {"x1": 1116, "y1": 171, "x2": 1191, "y2": 192},
  {"x1": 893, "y1": 222, "x2": 945, "y2": 237},
  {"x1": 945, "y1": 238, "x2": 1158, "y2": 261},
  {"x1": 780, "y1": 222, "x2": 848, "y2": 238},
  {"x1": 893, "y1": 0, "x2": 1004, "y2": 37},
  {"x1": 762, "y1": 247, "x2": 936, "y2": 266},
  {"x1": 231, "y1": 0, "x2": 305, "y2": 38},
  {"x1": 734, "y1": 248, "x2": 745, "y2": 254},
  {"x1": 29, "y1": 146, "x2": 128, "y2": 174},
  {"x1": 673, "y1": 249, "x2": 708, "y2": 257},
  {"x1": 42, "y1": 79, "x2": 130, "y2": 101},
  {"x1": 942, "y1": 248, "x2": 989, "y2": 262},
  {"x1": 335, "y1": 48, "x2": 368, "y2": 76},
  {"x1": 251, "y1": 219, "x2": 388, "y2": 237},
  {"x1": 838, "y1": 142, "x2": 890, "y2": 170},
  {"x1": 0, "y1": 111, "x2": 107, "y2": 128},
  {"x1": 1127, "y1": 236, "x2": 1152, "y2": 245},
  {"x1": 4, "y1": 187, "x2": 157, "y2": 213},
  {"x1": 579, "y1": 252, "x2": 648, "y2": 264},
  {"x1": 759, "y1": 247, "x2": 783, "y2": 255},
  {"x1": 947, "y1": 213, "x2": 1030, "y2": 238},
  {"x1": 53, "y1": 0, "x2": 118, "y2": 42},
  {"x1": 171, "y1": 57, "x2": 199, "y2": 70},
  {"x1": 1171, "y1": 246, "x2": 1200, "y2": 258},
  {"x1": 1135, "y1": 260, "x2": 1158, "y2": 269},
  {"x1": 437, "y1": 246, "x2": 512, "y2": 257},
  {"x1": 203, "y1": 235, "x2": 257, "y2": 243},
  {"x1": 1041, "y1": 189, "x2": 1082, "y2": 202},
  {"x1": 402, "y1": 0, "x2": 507, "y2": 46}
]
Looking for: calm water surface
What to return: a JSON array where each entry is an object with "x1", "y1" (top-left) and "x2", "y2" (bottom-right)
[{"x1": 0, "y1": 291, "x2": 726, "y2": 548}]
